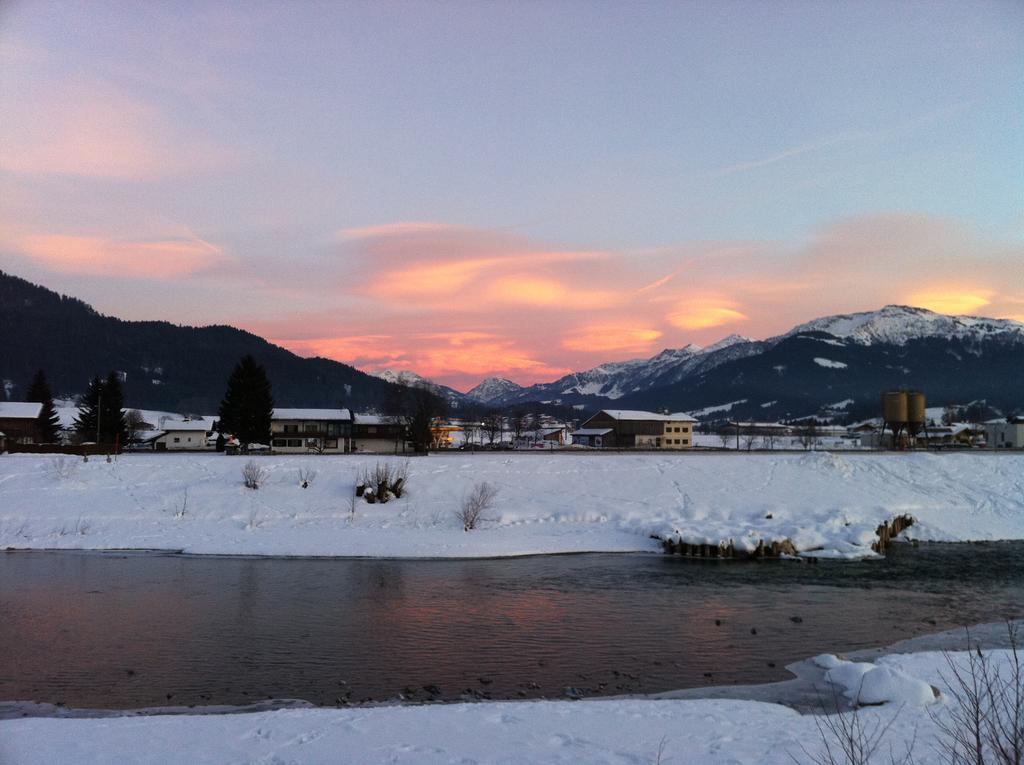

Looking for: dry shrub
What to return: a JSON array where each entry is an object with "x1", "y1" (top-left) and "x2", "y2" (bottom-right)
[
  {"x1": 932, "y1": 623, "x2": 1023, "y2": 765},
  {"x1": 242, "y1": 460, "x2": 267, "y2": 490},
  {"x1": 358, "y1": 461, "x2": 410, "y2": 503},
  {"x1": 298, "y1": 467, "x2": 317, "y2": 488},
  {"x1": 48, "y1": 456, "x2": 78, "y2": 481},
  {"x1": 457, "y1": 481, "x2": 498, "y2": 531}
]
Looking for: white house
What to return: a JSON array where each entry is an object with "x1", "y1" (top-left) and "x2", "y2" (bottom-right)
[
  {"x1": 271, "y1": 408, "x2": 352, "y2": 453},
  {"x1": 154, "y1": 418, "x2": 215, "y2": 451},
  {"x1": 351, "y1": 413, "x2": 408, "y2": 453},
  {"x1": 984, "y1": 418, "x2": 1024, "y2": 449}
]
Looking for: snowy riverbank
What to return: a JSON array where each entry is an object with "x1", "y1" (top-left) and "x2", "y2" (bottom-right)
[
  {"x1": 1, "y1": 451, "x2": 1022, "y2": 559},
  {"x1": 2, "y1": 622, "x2": 1021, "y2": 764}
]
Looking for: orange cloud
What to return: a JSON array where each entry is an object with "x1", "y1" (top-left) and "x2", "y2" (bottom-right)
[
  {"x1": 339, "y1": 222, "x2": 457, "y2": 240},
  {"x1": 277, "y1": 335, "x2": 401, "y2": 363},
  {"x1": 14, "y1": 234, "x2": 229, "y2": 278},
  {"x1": 562, "y1": 325, "x2": 663, "y2": 353},
  {"x1": 905, "y1": 288, "x2": 992, "y2": 315},
  {"x1": 272, "y1": 328, "x2": 569, "y2": 390},
  {"x1": 667, "y1": 300, "x2": 748, "y2": 330}
]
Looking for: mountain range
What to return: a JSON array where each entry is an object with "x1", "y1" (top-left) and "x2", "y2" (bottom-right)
[
  {"x1": 2, "y1": 270, "x2": 1021, "y2": 421},
  {"x1": 461, "y1": 305, "x2": 1023, "y2": 422}
]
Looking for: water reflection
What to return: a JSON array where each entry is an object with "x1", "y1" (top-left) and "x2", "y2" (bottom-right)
[{"x1": 1, "y1": 544, "x2": 1022, "y2": 710}]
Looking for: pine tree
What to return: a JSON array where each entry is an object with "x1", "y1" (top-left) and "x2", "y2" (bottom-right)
[
  {"x1": 25, "y1": 369, "x2": 61, "y2": 443},
  {"x1": 74, "y1": 376, "x2": 102, "y2": 442},
  {"x1": 73, "y1": 373, "x2": 128, "y2": 446},
  {"x1": 101, "y1": 371, "x2": 128, "y2": 447},
  {"x1": 218, "y1": 355, "x2": 274, "y2": 449}
]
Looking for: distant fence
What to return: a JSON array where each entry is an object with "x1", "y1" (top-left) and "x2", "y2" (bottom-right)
[{"x1": 5, "y1": 443, "x2": 120, "y2": 456}]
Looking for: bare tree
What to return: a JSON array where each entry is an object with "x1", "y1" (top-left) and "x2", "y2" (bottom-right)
[
  {"x1": 125, "y1": 409, "x2": 147, "y2": 445},
  {"x1": 456, "y1": 481, "x2": 498, "y2": 531},
  {"x1": 510, "y1": 410, "x2": 528, "y2": 446},
  {"x1": 461, "y1": 421, "x2": 479, "y2": 449},
  {"x1": 741, "y1": 432, "x2": 758, "y2": 451},
  {"x1": 799, "y1": 420, "x2": 819, "y2": 451},
  {"x1": 718, "y1": 430, "x2": 732, "y2": 449},
  {"x1": 483, "y1": 410, "x2": 503, "y2": 447}
]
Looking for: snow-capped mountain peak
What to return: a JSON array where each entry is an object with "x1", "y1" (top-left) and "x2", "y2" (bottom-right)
[
  {"x1": 698, "y1": 333, "x2": 754, "y2": 354},
  {"x1": 782, "y1": 305, "x2": 1024, "y2": 346},
  {"x1": 372, "y1": 368, "x2": 434, "y2": 387},
  {"x1": 466, "y1": 377, "x2": 523, "y2": 404}
]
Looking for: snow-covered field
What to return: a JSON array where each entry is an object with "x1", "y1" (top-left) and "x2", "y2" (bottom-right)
[
  {"x1": 1, "y1": 451, "x2": 1022, "y2": 558},
  {"x1": 1, "y1": 644, "x2": 1019, "y2": 764}
]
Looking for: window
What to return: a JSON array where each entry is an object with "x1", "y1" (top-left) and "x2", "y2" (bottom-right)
[
  {"x1": 367, "y1": 426, "x2": 377, "y2": 434},
  {"x1": 326, "y1": 439, "x2": 338, "y2": 449},
  {"x1": 327, "y1": 423, "x2": 338, "y2": 436},
  {"x1": 173, "y1": 437, "x2": 180, "y2": 443},
  {"x1": 288, "y1": 439, "x2": 301, "y2": 447},
  {"x1": 683, "y1": 438, "x2": 689, "y2": 445},
  {"x1": 305, "y1": 423, "x2": 319, "y2": 433},
  {"x1": 273, "y1": 439, "x2": 287, "y2": 447}
]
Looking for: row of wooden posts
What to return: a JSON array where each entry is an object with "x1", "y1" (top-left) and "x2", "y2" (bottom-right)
[{"x1": 658, "y1": 514, "x2": 915, "y2": 559}]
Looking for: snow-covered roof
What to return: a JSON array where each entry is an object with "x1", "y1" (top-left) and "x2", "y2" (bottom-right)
[
  {"x1": 0, "y1": 402, "x2": 43, "y2": 419},
  {"x1": 354, "y1": 414, "x2": 403, "y2": 425},
  {"x1": 598, "y1": 410, "x2": 697, "y2": 423},
  {"x1": 158, "y1": 418, "x2": 211, "y2": 432},
  {"x1": 571, "y1": 428, "x2": 614, "y2": 436},
  {"x1": 272, "y1": 408, "x2": 352, "y2": 421}
]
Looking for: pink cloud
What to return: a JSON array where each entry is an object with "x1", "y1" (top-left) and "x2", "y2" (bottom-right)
[
  {"x1": 13, "y1": 234, "x2": 230, "y2": 279},
  {"x1": 0, "y1": 76, "x2": 240, "y2": 180}
]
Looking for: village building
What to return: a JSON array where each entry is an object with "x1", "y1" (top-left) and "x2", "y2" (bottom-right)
[
  {"x1": 351, "y1": 413, "x2": 408, "y2": 453},
  {"x1": 571, "y1": 410, "x2": 696, "y2": 449},
  {"x1": 153, "y1": 418, "x2": 215, "y2": 451},
  {"x1": 922, "y1": 423, "x2": 979, "y2": 448},
  {"x1": 430, "y1": 424, "x2": 462, "y2": 449},
  {"x1": 271, "y1": 408, "x2": 352, "y2": 453},
  {"x1": 984, "y1": 417, "x2": 1024, "y2": 449},
  {"x1": 0, "y1": 402, "x2": 43, "y2": 446}
]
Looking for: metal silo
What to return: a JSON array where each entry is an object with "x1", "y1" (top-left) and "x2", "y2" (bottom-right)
[
  {"x1": 882, "y1": 391, "x2": 908, "y2": 424},
  {"x1": 907, "y1": 391, "x2": 926, "y2": 435}
]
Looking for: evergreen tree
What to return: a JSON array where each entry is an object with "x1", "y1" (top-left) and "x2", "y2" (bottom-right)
[
  {"x1": 74, "y1": 376, "x2": 102, "y2": 442},
  {"x1": 218, "y1": 355, "x2": 274, "y2": 449},
  {"x1": 25, "y1": 369, "x2": 61, "y2": 443},
  {"x1": 73, "y1": 373, "x2": 128, "y2": 446},
  {"x1": 101, "y1": 371, "x2": 129, "y2": 447}
]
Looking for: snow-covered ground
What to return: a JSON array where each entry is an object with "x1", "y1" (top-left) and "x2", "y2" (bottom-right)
[
  {"x1": 2, "y1": 638, "x2": 1020, "y2": 764},
  {"x1": 1, "y1": 451, "x2": 1022, "y2": 559}
]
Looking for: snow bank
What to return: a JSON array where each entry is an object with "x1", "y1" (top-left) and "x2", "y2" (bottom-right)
[
  {"x1": 0, "y1": 452, "x2": 1022, "y2": 559},
  {"x1": 1, "y1": 648, "x2": 1019, "y2": 764},
  {"x1": 820, "y1": 656, "x2": 937, "y2": 707}
]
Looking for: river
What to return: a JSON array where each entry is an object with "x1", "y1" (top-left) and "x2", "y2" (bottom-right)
[{"x1": 1, "y1": 543, "x2": 1021, "y2": 710}]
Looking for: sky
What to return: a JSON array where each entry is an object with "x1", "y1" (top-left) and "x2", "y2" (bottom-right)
[{"x1": 1, "y1": 0, "x2": 1022, "y2": 391}]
